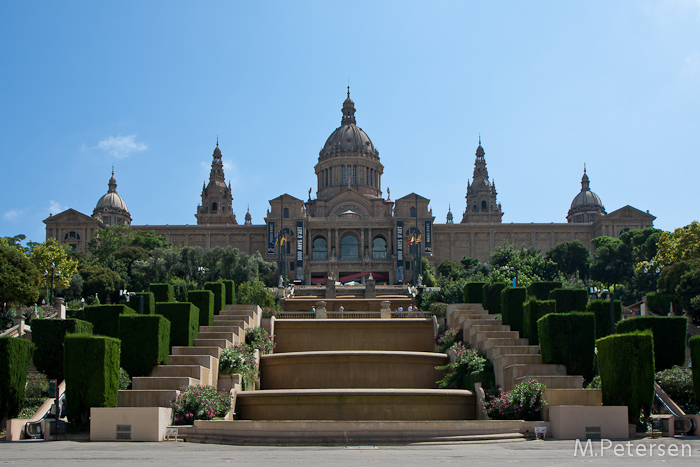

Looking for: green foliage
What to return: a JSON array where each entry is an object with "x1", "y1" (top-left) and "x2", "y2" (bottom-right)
[
  {"x1": 221, "y1": 279, "x2": 236, "y2": 305},
  {"x1": 501, "y1": 287, "x2": 527, "y2": 334},
  {"x1": 482, "y1": 379, "x2": 547, "y2": 421},
  {"x1": 437, "y1": 260, "x2": 466, "y2": 281},
  {"x1": 428, "y1": 302, "x2": 448, "y2": 318},
  {"x1": 677, "y1": 268, "x2": 700, "y2": 319},
  {"x1": 149, "y1": 283, "x2": 174, "y2": 303},
  {"x1": 155, "y1": 302, "x2": 199, "y2": 348},
  {"x1": 236, "y1": 279, "x2": 275, "y2": 308},
  {"x1": 523, "y1": 298, "x2": 556, "y2": 345},
  {"x1": 436, "y1": 343, "x2": 495, "y2": 391},
  {"x1": 170, "y1": 385, "x2": 232, "y2": 425},
  {"x1": 31, "y1": 318, "x2": 93, "y2": 380},
  {"x1": 244, "y1": 327, "x2": 275, "y2": 355},
  {"x1": 84, "y1": 304, "x2": 137, "y2": 338},
  {"x1": 0, "y1": 238, "x2": 40, "y2": 310},
  {"x1": 205, "y1": 282, "x2": 225, "y2": 314},
  {"x1": 690, "y1": 336, "x2": 700, "y2": 405},
  {"x1": 118, "y1": 315, "x2": 170, "y2": 377},
  {"x1": 64, "y1": 333, "x2": 120, "y2": 426},
  {"x1": 24, "y1": 372, "x2": 49, "y2": 399},
  {"x1": 219, "y1": 345, "x2": 258, "y2": 390},
  {"x1": 419, "y1": 256, "x2": 437, "y2": 287},
  {"x1": 28, "y1": 237, "x2": 79, "y2": 291},
  {"x1": 546, "y1": 240, "x2": 591, "y2": 280},
  {"x1": 78, "y1": 264, "x2": 126, "y2": 303},
  {"x1": 591, "y1": 236, "x2": 633, "y2": 286},
  {"x1": 482, "y1": 282, "x2": 507, "y2": 315},
  {"x1": 436, "y1": 327, "x2": 462, "y2": 353},
  {"x1": 87, "y1": 225, "x2": 171, "y2": 264},
  {"x1": 586, "y1": 298, "x2": 622, "y2": 339},
  {"x1": 128, "y1": 291, "x2": 156, "y2": 315},
  {"x1": 0, "y1": 337, "x2": 34, "y2": 422},
  {"x1": 187, "y1": 290, "x2": 215, "y2": 327},
  {"x1": 489, "y1": 244, "x2": 558, "y2": 287},
  {"x1": 597, "y1": 330, "x2": 655, "y2": 422},
  {"x1": 538, "y1": 312, "x2": 595, "y2": 380},
  {"x1": 655, "y1": 367, "x2": 698, "y2": 415},
  {"x1": 548, "y1": 288, "x2": 588, "y2": 314},
  {"x1": 420, "y1": 277, "x2": 467, "y2": 309},
  {"x1": 645, "y1": 292, "x2": 673, "y2": 315},
  {"x1": 119, "y1": 367, "x2": 132, "y2": 390},
  {"x1": 655, "y1": 221, "x2": 700, "y2": 267},
  {"x1": 463, "y1": 282, "x2": 487, "y2": 304},
  {"x1": 527, "y1": 281, "x2": 562, "y2": 300},
  {"x1": 616, "y1": 316, "x2": 687, "y2": 371}
]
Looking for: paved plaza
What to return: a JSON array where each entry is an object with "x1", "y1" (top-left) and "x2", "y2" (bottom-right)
[{"x1": 2, "y1": 438, "x2": 700, "y2": 466}]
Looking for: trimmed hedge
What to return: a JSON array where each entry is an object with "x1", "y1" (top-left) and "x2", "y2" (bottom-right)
[
  {"x1": 128, "y1": 292, "x2": 156, "y2": 315},
  {"x1": 155, "y1": 302, "x2": 199, "y2": 348},
  {"x1": 616, "y1": 316, "x2": 687, "y2": 371},
  {"x1": 31, "y1": 318, "x2": 93, "y2": 380},
  {"x1": 118, "y1": 315, "x2": 170, "y2": 377},
  {"x1": 690, "y1": 336, "x2": 700, "y2": 405},
  {"x1": 463, "y1": 282, "x2": 487, "y2": 304},
  {"x1": 149, "y1": 283, "x2": 174, "y2": 303},
  {"x1": 523, "y1": 298, "x2": 556, "y2": 346},
  {"x1": 482, "y1": 282, "x2": 507, "y2": 315},
  {"x1": 64, "y1": 333, "x2": 120, "y2": 426},
  {"x1": 84, "y1": 305, "x2": 137, "y2": 338},
  {"x1": 0, "y1": 337, "x2": 34, "y2": 422},
  {"x1": 597, "y1": 330, "x2": 655, "y2": 422},
  {"x1": 204, "y1": 282, "x2": 226, "y2": 315},
  {"x1": 501, "y1": 287, "x2": 527, "y2": 334},
  {"x1": 548, "y1": 288, "x2": 588, "y2": 314},
  {"x1": 586, "y1": 299, "x2": 622, "y2": 339},
  {"x1": 221, "y1": 280, "x2": 236, "y2": 305},
  {"x1": 538, "y1": 312, "x2": 595, "y2": 380},
  {"x1": 187, "y1": 290, "x2": 215, "y2": 327},
  {"x1": 527, "y1": 281, "x2": 562, "y2": 300},
  {"x1": 646, "y1": 292, "x2": 673, "y2": 315}
]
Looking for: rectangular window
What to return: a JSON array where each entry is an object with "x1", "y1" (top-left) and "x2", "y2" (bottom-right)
[
  {"x1": 353, "y1": 166, "x2": 357, "y2": 184},
  {"x1": 342, "y1": 166, "x2": 346, "y2": 184},
  {"x1": 366, "y1": 167, "x2": 369, "y2": 185},
  {"x1": 329, "y1": 169, "x2": 333, "y2": 186}
]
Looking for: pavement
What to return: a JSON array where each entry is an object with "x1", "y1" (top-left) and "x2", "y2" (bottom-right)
[{"x1": 2, "y1": 437, "x2": 700, "y2": 466}]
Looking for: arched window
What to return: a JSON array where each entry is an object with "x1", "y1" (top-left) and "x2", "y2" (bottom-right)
[
  {"x1": 64, "y1": 231, "x2": 81, "y2": 240},
  {"x1": 372, "y1": 236, "x2": 387, "y2": 259},
  {"x1": 481, "y1": 200, "x2": 487, "y2": 211},
  {"x1": 283, "y1": 207, "x2": 289, "y2": 218},
  {"x1": 340, "y1": 234, "x2": 359, "y2": 259},
  {"x1": 410, "y1": 207, "x2": 417, "y2": 217},
  {"x1": 312, "y1": 236, "x2": 327, "y2": 260},
  {"x1": 212, "y1": 202, "x2": 218, "y2": 213}
]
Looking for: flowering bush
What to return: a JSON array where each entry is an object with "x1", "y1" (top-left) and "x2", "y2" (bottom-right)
[
  {"x1": 436, "y1": 327, "x2": 462, "y2": 353},
  {"x1": 245, "y1": 327, "x2": 275, "y2": 355},
  {"x1": 482, "y1": 379, "x2": 547, "y2": 421},
  {"x1": 219, "y1": 344, "x2": 258, "y2": 390},
  {"x1": 170, "y1": 385, "x2": 232, "y2": 425},
  {"x1": 656, "y1": 366, "x2": 698, "y2": 414},
  {"x1": 436, "y1": 343, "x2": 494, "y2": 390}
]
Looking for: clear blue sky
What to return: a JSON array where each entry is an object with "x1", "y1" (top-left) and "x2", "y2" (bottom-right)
[{"x1": 1, "y1": 1, "x2": 698, "y2": 244}]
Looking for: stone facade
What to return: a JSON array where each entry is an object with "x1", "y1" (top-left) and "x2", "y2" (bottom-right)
[{"x1": 45, "y1": 90, "x2": 656, "y2": 283}]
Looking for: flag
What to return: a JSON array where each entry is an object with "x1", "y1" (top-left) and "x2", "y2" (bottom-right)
[
  {"x1": 408, "y1": 235, "x2": 415, "y2": 246},
  {"x1": 416, "y1": 234, "x2": 422, "y2": 243},
  {"x1": 269, "y1": 237, "x2": 276, "y2": 249},
  {"x1": 280, "y1": 235, "x2": 286, "y2": 246}
]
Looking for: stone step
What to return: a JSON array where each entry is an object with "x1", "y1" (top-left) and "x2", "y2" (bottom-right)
[
  {"x1": 199, "y1": 326, "x2": 244, "y2": 342},
  {"x1": 118, "y1": 389, "x2": 178, "y2": 408},
  {"x1": 197, "y1": 331, "x2": 238, "y2": 341},
  {"x1": 543, "y1": 388, "x2": 602, "y2": 407},
  {"x1": 172, "y1": 346, "x2": 221, "y2": 359},
  {"x1": 503, "y1": 364, "x2": 567, "y2": 391},
  {"x1": 486, "y1": 345, "x2": 540, "y2": 362},
  {"x1": 455, "y1": 315, "x2": 496, "y2": 330},
  {"x1": 480, "y1": 337, "x2": 529, "y2": 353},
  {"x1": 469, "y1": 327, "x2": 512, "y2": 346},
  {"x1": 132, "y1": 376, "x2": 198, "y2": 390},
  {"x1": 168, "y1": 354, "x2": 217, "y2": 369},
  {"x1": 211, "y1": 318, "x2": 247, "y2": 328},
  {"x1": 194, "y1": 338, "x2": 233, "y2": 349},
  {"x1": 493, "y1": 354, "x2": 543, "y2": 388},
  {"x1": 151, "y1": 364, "x2": 205, "y2": 380},
  {"x1": 514, "y1": 375, "x2": 583, "y2": 390}
]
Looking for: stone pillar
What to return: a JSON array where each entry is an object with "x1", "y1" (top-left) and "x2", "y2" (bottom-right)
[
  {"x1": 54, "y1": 297, "x2": 66, "y2": 319},
  {"x1": 325, "y1": 277, "x2": 336, "y2": 299},
  {"x1": 14, "y1": 313, "x2": 25, "y2": 337},
  {"x1": 380, "y1": 300, "x2": 391, "y2": 319},
  {"x1": 365, "y1": 274, "x2": 376, "y2": 299},
  {"x1": 315, "y1": 301, "x2": 327, "y2": 318}
]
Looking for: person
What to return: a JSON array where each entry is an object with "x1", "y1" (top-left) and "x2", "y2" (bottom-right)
[
  {"x1": 398, "y1": 306, "x2": 403, "y2": 313},
  {"x1": 408, "y1": 305, "x2": 413, "y2": 313},
  {"x1": 339, "y1": 305, "x2": 344, "y2": 313},
  {"x1": 312, "y1": 306, "x2": 316, "y2": 313}
]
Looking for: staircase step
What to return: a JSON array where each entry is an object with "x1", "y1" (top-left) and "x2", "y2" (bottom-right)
[
  {"x1": 132, "y1": 376, "x2": 198, "y2": 390},
  {"x1": 197, "y1": 331, "x2": 238, "y2": 341},
  {"x1": 151, "y1": 364, "x2": 205, "y2": 380},
  {"x1": 194, "y1": 338, "x2": 233, "y2": 349},
  {"x1": 514, "y1": 375, "x2": 583, "y2": 389},
  {"x1": 211, "y1": 318, "x2": 247, "y2": 328},
  {"x1": 168, "y1": 354, "x2": 217, "y2": 369},
  {"x1": 470, "y1": 329, "x2": 517, "y2": 347},
  {"x1": 493, "y1": 354, "x2": 543, "y2": 388},
  {"x1": 486, "y1": 345, "x2": 540, "y2": 362},
  {"x1": 480, "y1": 338, "x2": 529, "y2": 352},
  {"x1": 543, "y1": 388, "x2": 602, "y2": 406},
  {"x1": 200, "y1": 325, "x2": 242, "y2": 333},
  {"x1": 503, "y1": 364, "x2": 567, "y2": 391},
  {"x1": 172, "y1": 346, "x2": 221, "y2": 359},
  {"x1": 118, "y1": 389, "x2": 178, "y2": 408}
]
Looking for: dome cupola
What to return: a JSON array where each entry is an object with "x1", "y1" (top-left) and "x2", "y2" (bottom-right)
[
  {"x1": 92, "y1": 167, "x2": 132, "y2": 226},
  {"x1": 567, "y1": 166, "x2": 606, "y2": 223}
]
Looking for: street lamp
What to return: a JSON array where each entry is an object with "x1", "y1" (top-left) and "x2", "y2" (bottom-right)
[
  {"x1": 502, "y1": 266, "x2": 518, "y2": 287},
  {"x1": 197, "y1": 267, "x2": 210, "y2": 288},
  {"x1": 44, "y1": 262, "x2": 61, "y2": 306}
]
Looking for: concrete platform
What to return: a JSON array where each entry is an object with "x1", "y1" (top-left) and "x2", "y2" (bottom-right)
[{"x1": 91, "y1": 407, "x2": 172, "y2": 441}]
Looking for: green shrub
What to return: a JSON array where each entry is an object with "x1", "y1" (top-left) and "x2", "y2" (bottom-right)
[
  {"x1": 482, "y1": 282, "x2": 507, "y2": 315},
  {"x1": 428, "y1": 302, "x2": 448, "y2": 318},
  {"x1": 538, "y1": 312, "x2": 595, "y2": 380},
  {"x1": 204, "y1": 282, "x2": 225, "y2": 315},
  {"x1": 64, "y1": 333, "x2": 120, "y2": 426},
  {"x1": 245, "y1": 327, "x2": 275, "y2": 355},
  {"x1": 646, "y1": 292, "x2": 674, "y2": 315},
  {"x1": 463, "y1": 281, "x2": 487, "y2": 304},
  {"x1": 523, "y1": 298, "x2": 556, "y2": 345},
  {"x1": 482, "y1": 379, "x2": 546, "y2": 421},
  {"x1": 237, "y1": 279, "x2": 276, "y2": 308},
  {"x1": 118, "y1": 315, "x2": 170, "y2": 377},
  {"x1": 655, "y1": 366, "x2": 698, "y2": 415},
  {"x1": 548, "y1": 288, "x2": 588, "y2": 314},
  {"x1": 128, "y1": 292, "x2": 155, "y2": 315},
  {"x1": 221, "y1": 280, "x2": 236, "y2": 305},
  {"x1": 119, "y1": 367, "x2": 131, "y2": 390},
  {"x1": 149, "y1": 283, "x2": 174, "y2": 303},
  {"x1": 84, "y1": 305, "x2": 137, "y2": 338},
  {"x1": 0, "y1": 337, "x2": 34, "y2": 423},
  {"x1": 597, "y1": 330, "x2": 655, "y2": 422},
  {"x1": 690, "y1": 336, "x2": 700, "y2": 405},
  {"x1": 155, "y1": 302, "x2": 199, "y2": 348},
  {"x1": 586, "y1": 298, "x2": 622, "y2": 339},
  {"x1": 170, "y1": 385, "x2": 231, "y2": 425},
  {"x1": 436, "y1": 343, "x2": 495, "y2": 391},
  {"x1": 501, "y1": 287, "x2": 527, "y2": 334},
  {"x1": 616, "y1": 316, "x2": 687, "y2": 371},
  {"x1": 436, "y1": 327, "x2": 462, "y2": 353},
  {"x1": 24, "y1": 372, "x2": 49, "y2": 399},
  {"x1": 31, "y1": 318, "x2": 93, "y2": 380},
  {"x1": 219, "y1": 345, "x2": 258, "y2": 390},
  {"x1": 527, "y1": 281, "x2": 562, "y2": 300},
  {"x1": 187, "y1": 290, "x2": 215, "y2": 327}
]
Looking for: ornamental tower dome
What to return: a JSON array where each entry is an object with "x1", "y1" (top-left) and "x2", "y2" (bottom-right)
[
  {"x1": 461, "y1": 138, "x2": 503, "y2": 224},
  {"x1": 92, "y1": 168, "x2": 132, "y2": 226},
  {"x1": 195, "y1": 140, "x2": 237, "y2": 225},
  {"x1": 567, "y1": 166, "x2": 606, "y2": 223},
  {"x1": 314, "y1": 88, "x2": 384, "y2": 201}
]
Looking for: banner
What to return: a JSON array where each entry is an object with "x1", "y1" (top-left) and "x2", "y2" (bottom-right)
[
  {"x1": 396, "y1": 220, "x2": 404, "y2": 283},
  {"x1": 424, "y1": 220, "x2": 433, "y2": 254},
  {"x1": 296, "y1": 221, "x2": 304, "y2": 281},
  {"x1": 267, "y1": 221, "x2": 276, "y2": 256}
]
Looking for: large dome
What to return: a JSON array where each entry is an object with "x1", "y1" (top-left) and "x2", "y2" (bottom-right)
[
  {"x1": 92, "y1": 169, "x2": 132, "y2": 225},
  {"x1": 318, "y1": 89, "x2": 378, "y2": 161},
  {"x1": 567, "y1": 167, "x2": 606, "y2": 223}
]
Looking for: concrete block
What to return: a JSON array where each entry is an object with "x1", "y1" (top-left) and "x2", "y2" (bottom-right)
[
  {"x1": 548, "y1": 405, "x2": 628, "y2": 439},
  {"x1": 90, "y1": 407, "x2": 172, "y2": 441}
]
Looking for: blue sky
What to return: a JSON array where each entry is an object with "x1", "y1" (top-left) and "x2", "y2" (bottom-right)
[{"x1": 1, "y1": 1, "x2": 698, "y2": 244}]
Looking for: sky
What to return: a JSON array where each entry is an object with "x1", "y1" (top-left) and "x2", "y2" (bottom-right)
[{"x1": 1, "y1": 1, "x2": 699, "y2": 244}]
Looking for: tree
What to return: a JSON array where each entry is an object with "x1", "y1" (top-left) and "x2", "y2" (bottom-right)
[
  {"x1": 488, "y1": 244, "x2": 558, "y2": 287},
  {"x1": 28, "y1": 238, "x2": 79, "y2": 295},
  {"x1": 655, "y1": 221, "x2": 700, "y2": 267},
  {"x1": 436, "y1": 260, "x2": 465, "y2": 281},
  {"x1": 546, "y1": 240, "x2": 590, "y2": 280},
  {"x1": 79, "y1": 264, "x2": 125, "y2": 302},
  {"x1": 590, "y1": 236, "x2": 633, "y2": 286},
  {"x1": 87, "y1": 226, "x2": 171, "y2": 262},
  {"x1": 0, "y1": 238, "x2": 40, "y2": 315}
]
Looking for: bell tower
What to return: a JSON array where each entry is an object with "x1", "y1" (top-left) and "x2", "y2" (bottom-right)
[
  {"x1": 461, "y1": 138, "x2": 503, "y2": 224},
  {"x1": 195, "y1": 140, "x2": 237, "y2": 225}
]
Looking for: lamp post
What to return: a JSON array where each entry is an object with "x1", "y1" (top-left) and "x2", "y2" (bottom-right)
[
  {"x1": 44, "y1": 262, "x2": 61, "y2": 306},
  {"x1": 502, "y1": 266, "x2": 517, "y2": 287}
]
